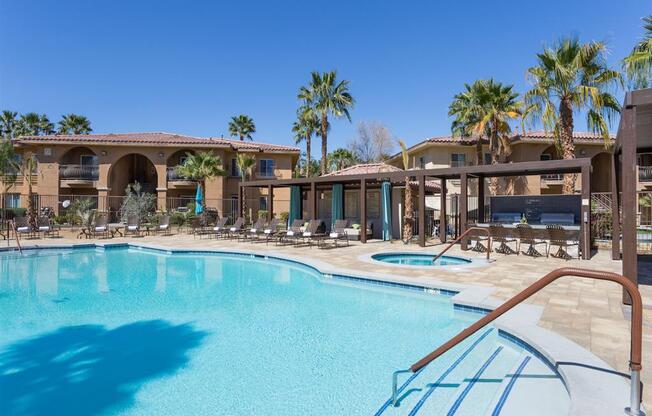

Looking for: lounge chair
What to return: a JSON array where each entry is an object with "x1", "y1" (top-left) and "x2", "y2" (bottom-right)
[
  {"x1": 546, "y1": 224, "x2": 580, "y2": 260},
  {"x1": 489, "y1": 223, "x2": 518, "y2": 255},
  {"x1": 125, "y1": 215, "x2": 141, "y2": 237},
  {"x1": 516, "y1": 224, "x2": 547, "y2": 257},
  {"x1": 224, "y1": 217, "x2": 245, "y2": 239},
  {"x1": 468, "y1": 227, "x2": 490, "y2": 253},
  {"x1": 304, "y1": 219, "x2": 327, "y2": 248},
  {"x1": 322, "y1": 219, "x2": 350, "y2": 248},
  {"x1": 190, "y1": 217, "x2": 208, "y2": 238},
  {"x1": 260, "y1": 218, "x2": 280, "y2": 244},
  {"x1": 13, "y1": 217, "x2": 35, "y2": 238},
  {"x1": 37, "y1": 216, "x2": 60, "y2": 238},
  {"x1": 154, "y1": 215, "x2": 171, "y2": 235},
  {"x1": 239, "y1": 217, "x2": 267, "y2": 241},
  {"x1": 206, "y1": 217, "x2": 229, "y2": 239},
  {"x1": 277, "y1": 219, "x2": 305, "y2": 245},
  {"x1": 89, "y1": 215, "x2": 110, "y2": 239}
]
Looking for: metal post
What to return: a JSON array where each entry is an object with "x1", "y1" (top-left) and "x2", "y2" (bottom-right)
[
  {"x1": 360, "y1": 179, "x2": 367, "y2": 243},
  {"x1": 440, "y1": 178, "x2": 447, "y2": 243},
  {"x1": 460, "y1": 173, "x2": 468, "y2": 250},
  {"x1": 581, "y1": 164, "x2": 592, "y2": 260},
  {"x1": 611, "y1": 151, "x2": 621, "y2": 260},
  {"x1": 625, "y1": 369, "x2": 644, "y2": 415},
  {"x1": 418, "y1": 175, "x2": 426, "y2": 247},
  {"x1": 267, "y1": 184, "x2": 274, "y2": 220}
]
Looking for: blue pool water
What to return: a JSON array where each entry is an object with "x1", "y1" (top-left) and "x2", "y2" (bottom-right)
[
  {"x1": 372, "y1": 252, "x2": 472, "y2": 266},
  {"x1": 0, "y1": 246, "x2": 567, "y2": 415}
]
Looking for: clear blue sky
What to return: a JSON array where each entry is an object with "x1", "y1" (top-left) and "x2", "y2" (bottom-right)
[{"x1": 0, "y1": 0, "x2": 648, "y2": 152}]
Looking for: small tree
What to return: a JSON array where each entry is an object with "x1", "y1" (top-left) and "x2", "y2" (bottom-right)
[
  {"x1": 119, "y1": 182, "x2": 156, "y2": 223},
  {"x1": 8, "y1": 154, "x2": 39, "y2": 229},
  {"x1": 71, "y1": 198, "x2": 96, "y2": 227},
  {"x1": 398, "y1": 140, "x2": 413, "y2": 244},
  {"x1": 236, "y1": 154, "x2": 256, "y2": 221},
  {"x1": 175, "y1": 151, "x2": 226, "y2": 212}
]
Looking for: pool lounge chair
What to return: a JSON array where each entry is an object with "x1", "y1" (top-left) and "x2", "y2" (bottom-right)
[
  {"x1": 13, "y1": 217, "x2": 35, "y2": 238},
  {"x1": 489, "y1": 223, "x2": 518, "y2": 255},
  {"x1": 37, "y1": 216, "x2": 60, "y2": 238},
  {"x1": 154, "y1": 215, "x2": 171, "y2": 236},
  {"x1": 516, "y1": 223, "x2": 547, "y2": 257},
  {"x1": 259, "y1": 218, "x2": 280, "y2": 244},
  {"x1": 277, "y1": 219, "x2": 305, "y2": 245},
  {"x1": 89, "y1": 215, "x2": 110, "y2": 239},
  {"x1": 125, "y1": 215, "x2": 141, "y2": 237},
  {"x1": 239, "y1": 217, "x2": 267, "y2": 241},
  {"x1": 304, "y1": 219, "x2": 327, "y2": 248},
  {"x1": 321, "y1": 219, "x2": 350, "y2": 248},
  {"x1": 224, "y1": 217, "x2": 245, "y2": 239},
  {"x1": 206, "y1": 217, "x2": 229, "y2": 239},
  {"x1": 191, "y1": 217, "x2": 209, "y2": 238},
  {"x1": 546, "y1": 224, "x2": 580, "y2": 260}
]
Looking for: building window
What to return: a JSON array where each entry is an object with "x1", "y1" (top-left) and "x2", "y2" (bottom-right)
[
  {"x1": 5, "y1": 194, "x2": 20, "y2": 208},
  {"x1": 418, "y1": 156, "x2": 426, "y2": 169},
  {"x1": 230, "y1": 158, "x2": 241, "y2": 177},
  {"x1": 259, "y1": 159, "x2": 275, "y2": 177},
  {"x1": 451, "y1": 153, "x2": 466, "y2": 167},
  {"x1": 259, "y1": 196, "x2": 268, "y2": 211},
  {"x1": 540, "y1": 153, "x2": 552, "y2": 161},
  {"x1": 484, "y1": 153, "x2": 492, "y2": 165},
  {"x1": 80, "y1": 155, "x2": 98, "y2": 166}
]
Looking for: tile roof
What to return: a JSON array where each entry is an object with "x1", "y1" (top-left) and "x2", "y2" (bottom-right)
[
  {"x1": 15, "y1": 132, "x2": 300, "y2": 153},
  {"x1": 324, "y1": 163, "x2": 440, "y2": 191},
  {"x1": 514, "y1": 130, "x2": 615, "y2": 142}
]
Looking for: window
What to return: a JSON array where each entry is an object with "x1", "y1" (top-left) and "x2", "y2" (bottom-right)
[
  {"x1": 80, "y1": 155, "x2": 98, "y2": 166},
  {"x1": 5, "y1": 194, "x2": 20, "y2": 208},
  {"x1": 259, "y1": 159, "x2": 275, "y2": 177},
  {"x1": 418, "y1": 156, "x2": 426, "y2": 169},
  {"x1": 451, "y1": 153, "x2": 466, "y2": 167},
  {"x1": 259, "y1": 196, "x2": 268, "y2": 211},
  {"x1": 230, "y1": 158, "x2": 241, "y2": 177},
  {"x1": 540, "y1": 153, "x2": 552, "y2": 161},
  {"x1": 179, "y1": 155, "x2": 188, "y2": 165},
  {"x1": 484, "y1": 153, "x2": 492, "y2": 165}
]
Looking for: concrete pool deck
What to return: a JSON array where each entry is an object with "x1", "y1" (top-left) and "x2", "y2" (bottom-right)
[{"x1": 4, "y1": 231, "x2": 651, "y2": 412}]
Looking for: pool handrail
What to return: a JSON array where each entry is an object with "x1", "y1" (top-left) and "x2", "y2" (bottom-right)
[
  {"x1": 391, "y1": 267, "x2": 644, "y2": 415},
  {"x1": 9, "y1": 219, "x2": 23, "y2": 254},
  {"x1": 432, "y1": 226, "x2": 490, "y2": 262}
]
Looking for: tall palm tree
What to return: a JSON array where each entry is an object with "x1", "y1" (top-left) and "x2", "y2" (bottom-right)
[
  {"x1": 17, "y1": 113, "x2": 42, "y2": 136},
  {"x1": 327, "y1": 148, "x2": 358, "y2": 172},
  {"x1": 58, "y1": 114, "x2": 92, "y2": 134},
  {"x1": 39, "y1": 114, "x2": 55, "y2": 135},
  {"x1": 398, "y1": 140, "x2": 413, "y2": 244},
  {"x1": 526, "y1": 38, "x2": 621, "y2": 194},
  {"x1": 0, "y1": 111, "x2": 19, "y2": 138},
  {"x1": 235, "y1": 154, "x2": 256, "y2": 221},
  {"x1": 449, "y1": 83, "x2": 485, "y2": 166},
  {"x1": 623, "y1": 15, "x2": 652, "y2": 89},
  {"x1": 300, "y1": 71, "x2": 354, "y2": 175},
  {"x1": 292, "y1": 105, "x2": 319, "y2": 177},
  {"x1": 228, "y1": 115, "x2": 256, "y2": 141},
  {"x1": 175, "y1": 151, "x2": 226, "y2": 212},
  {"x1": 449, "y1": 79, "x2": 522, "y2": 194}
]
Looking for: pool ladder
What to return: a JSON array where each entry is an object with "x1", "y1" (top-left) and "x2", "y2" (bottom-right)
[
  {"x1": 9, "y1": 219, "x2": 23, "y2": 254},
  {"x1": 390, "y1": 267, "x2": 645, "y2": 416},
  {"x1": 432, "y1": 227, "x2": 490, "y2": 263}
]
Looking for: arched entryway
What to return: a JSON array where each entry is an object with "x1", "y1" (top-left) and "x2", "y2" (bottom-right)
[{"x1": 108, "y1": 153, "x2": 158, "y2": 212}]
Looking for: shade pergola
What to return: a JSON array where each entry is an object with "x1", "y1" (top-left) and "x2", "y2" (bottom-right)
[{"x1": 241, "y1": 158, "x2": 594, "y2": 257}]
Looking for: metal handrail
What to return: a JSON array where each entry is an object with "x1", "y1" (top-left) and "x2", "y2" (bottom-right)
[
  {"x1": 432, "y1": 226, "x2": 490, "y2": 262},
  {"x1": 391, "y1": 267, "x2": 644, "y2": 415},
  {"x1": 9, "y1": 220, "x2": 22, "y2": 254}
]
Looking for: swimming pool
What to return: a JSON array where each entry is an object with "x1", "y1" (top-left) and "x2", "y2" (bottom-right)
[
  {"x1": 372, "y1": 252, "x2": 472, "y2": 266},
  {"x1": 0, "y1": 245, "x2": 568, "y2": 415}
]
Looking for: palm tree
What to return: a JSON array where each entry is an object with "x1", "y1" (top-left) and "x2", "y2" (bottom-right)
[
  {"x1": 525, "y1": 37, "x2": 622, "y2": 194},
  {"x1": 300, "y1": 71, "x2": 354, "y2": 175},
  {"x1": 327, "y1": 148, "x2": 358, "y2": 172},
  {"x1": 623, "y1": 15, "x2": 652, "y2": 89},
  {"x1": 58, "y1": 114, "x2": 92, "y2": 134},
  {"x1": 292, "y1": 105, "x2": 319, "y2": 177},
  {"x1": 9, "y1": 154, "x2": 38, "y2": 229},
  {"x1": 17, "y1": 113, "x2": 42, "y2": 136},
  {"x1": 398, "y1": 140, "x2": 413, "y2": 244},
  {"x1": 0, "y1": 111, "x2": 19, "y2": 138},
  {"x1": 449, "y1": 83, "x2": 485, "y2": 166},
  {"x1": 175, "y1": 151, "x2": 226, "y2": 212},
  {"x1": 228, "y1": 115, "x2": 256, "y2": 141},
  {"x1": 235, "y1": 154, "x2": 256, "y2": 221},
  {"x1": 39, "y1": 114, "x2": 55, "y2": 135}
]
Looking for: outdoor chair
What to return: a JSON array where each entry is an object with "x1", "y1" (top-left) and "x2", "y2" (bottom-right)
[
  {"x1": 154, "y1": 215, "x2": 171, "y2": 236},
  {"x1": 304, "y1": 219, "x2": 327, "y2": 248},
  {"x1": 546, "y1": 224, "x2": 580, "y2": 260},
  {"x1": 516, "y1": 223, "x2": 548, "y2": 257},
  {"x1": 37, "y1": 216, "x2": 60, "y2": 238},
  {"x1": 322, "y1": 219, "x2": 350, "y2": 248},
  {"x1": 276, "y1": 219, "x2": 305, "y2": 245},
  {"x1": 467, "y1": 227, "x2": 490, "y2": 253},
  {"x1": 260, "y1": 218, "x2": 280, "y2": 244},
  {"x1": 191, "y1": 217, "x2": 209, "y2": 238},
  {"x1": 13, "y1": 217, "x2": 35, "y2": 238},
  {"x1": 125, "y1": 215, "x2": 141, "y2": 237},
  {"x1": 207, "y1": 217, "x2": 229, "y2": 239},
  {"x1": 89, "y1": 215, "x2": 110, "y2": 239},
  {"x1": 239, "y1": 217, "x2": 267, "y2": 241},
  {"x1": 224, "y1": 217, "x2": 245, "y2": 239},
  {"x1": 489, "y1": 223, "x2": 518, "y2": 255}
]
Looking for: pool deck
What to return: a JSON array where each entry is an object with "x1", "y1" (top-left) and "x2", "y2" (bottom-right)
[{"x1": 5, "y1": 231, "x2": 652, "y2": 412}]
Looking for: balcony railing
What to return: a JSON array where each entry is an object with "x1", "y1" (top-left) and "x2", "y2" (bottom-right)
[
  {"x1": 541, "y1": 173, "x2": 563, "y2": 182},
  {"x1": 639, "y1": 166, "x2": 652, "y2": 182},
  {"x1": 167, "y1": 166, "x2": 193, "y2": 181},
  {"x1": 59, "y1": 164, "x2": 99, "y2": 181}
]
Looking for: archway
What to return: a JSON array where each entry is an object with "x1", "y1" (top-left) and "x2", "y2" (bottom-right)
[{"x1": 108, "y1": 154, "x2": 158, "y2": 212}]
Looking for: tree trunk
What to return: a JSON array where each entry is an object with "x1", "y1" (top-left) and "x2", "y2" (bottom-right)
[
  {"x1": 476, "y1": 138, "x2": 483, "y2": 166},
  {"x1": 559, "y1": 99, "x2": 576, "y2": 194},
  {"x1": 241, "y1": 178, "x2": 248, "y2": 222},
  {"x1": 403, "y1": 176, "x2": 414, "y2": 244},
  {"x1": 320, "y1": 113, "x2": 328, "y2": 176},
  {"x1": 488, "y1": 125, "x2": 500, "y2": 196},
  {"x1": 27, "y1": 178, "x2": 36, "y2": 229},
  {"x1": 306, "y1": 132, "x2": 312, "y2": 177}
]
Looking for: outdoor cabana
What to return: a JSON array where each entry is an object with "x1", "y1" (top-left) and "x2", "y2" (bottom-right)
[{"x1": 240, "y1": 158, "x2": 595, "y2": 258}]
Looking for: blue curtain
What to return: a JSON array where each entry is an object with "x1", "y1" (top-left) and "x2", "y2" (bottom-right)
[
  {"x1": 195, "y1": 184, "x2": 204, "y2": 215},
  {"x1": 381, "y1": 181, "x2": 392, "y2": 241},
  {"x1": 331, "y1": 183, "x2": 344, "y2": 227},
  {"x1": 289, "y1": 185, "x2": 302, "y2": 227}
]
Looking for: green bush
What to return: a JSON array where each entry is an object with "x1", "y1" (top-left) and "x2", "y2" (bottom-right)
[
  {"x1": 53, "y1": 215, "x2": 68, "y2": 225},
  {"x1": 257, "y1": 210, "x2": 268, "y2": 221},
  {"x1": 279, "y1": 211, "x2": 289, "y2": 225},
  {"x1": 170, "y1": 212, "x2": 186, "y2": 226},
  {"x1": 2, "y1": 208, "x2": 27, "y2": 219}
]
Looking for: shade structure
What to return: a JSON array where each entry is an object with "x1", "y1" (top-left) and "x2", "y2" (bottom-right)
[
  {"x1": 288, "y1": 185, "x2": 302, "y2": 227},
  {"x1": 381, "y1": 181, "x2": 392, "y2": 241},
  {"x1": 195, "y1": 184, "x2": 203, "y2": 215},
  {"x1": 331, "y1": 183, "x2": 344, "y2": 227}
]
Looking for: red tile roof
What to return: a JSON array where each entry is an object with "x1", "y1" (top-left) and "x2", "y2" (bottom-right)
[
  {"x1": 15, "y1": 132, "x2": 300, "y2": 153},
  {"x1": 325, "y1": 163, "x2": 440, "y2": 191},
  {"x1": 514, "y1": 130, "x2": 615, "y2": 142}
]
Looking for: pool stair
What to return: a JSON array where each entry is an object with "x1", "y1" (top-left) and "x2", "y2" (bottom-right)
[{"x1": 375, "y1": 329, "x2": 567, "y2": 416}]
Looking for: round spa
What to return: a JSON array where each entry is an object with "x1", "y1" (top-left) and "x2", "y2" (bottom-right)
[{"x1": 371, "y1": 252, "x2": 472, "y2": 266}]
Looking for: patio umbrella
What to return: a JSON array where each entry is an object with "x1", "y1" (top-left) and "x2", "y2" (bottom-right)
[
  {"x1": 195, "y1": 184, "x2": 204, "y2": 215},
  {"x1": 381, "y1": 181, "x2": 392, "y2": 241}
]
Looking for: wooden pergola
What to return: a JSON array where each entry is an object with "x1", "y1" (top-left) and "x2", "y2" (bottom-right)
[{"x1": 241, "y1": 158, "x2": 594, "y2": 258}]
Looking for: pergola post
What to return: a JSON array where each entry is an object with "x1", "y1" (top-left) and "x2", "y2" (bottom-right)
[
  {"x1": 477, "y1": 175, "x2": 485, "y2": 223},
  {"x1": 621, "y1": 104, "x2": 637, "y2": 304},
  {"x1": 581, "y1": 164, "x2": 592, "y2": 260},
  {"x1": 418, "y1": 175, "x2": 426, "y2": 247},
  {"x1": 360, "y1": 178, "x2": 367, "y2": 243},
  {"x1": 267, "y1": 184, "x2": 274, "y2": 220},
  {"x1": 310, "y1": 181, "x2": 317, "y2": 220},
  {"x1": 439, "y1": 178, "x2": 447, "y2": 243},
  {"x1": 460, "y1": 172, "x2": 468, "y2": 250},
  {"x1": 610, "y1": 152, "x2": 620, "y2": 260},
  {"x1": 238, "y1": 184, "x2": 243, "y2": 218}
]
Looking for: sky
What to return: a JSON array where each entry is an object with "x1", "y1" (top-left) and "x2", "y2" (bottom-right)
[{"x1": 0, "y1": 0, "x2": 649, "y2": 154}]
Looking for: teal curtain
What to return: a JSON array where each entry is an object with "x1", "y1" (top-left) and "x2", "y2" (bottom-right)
[
  {"x1": 289, "y1": 185, "x2": 302, "y2": 227},
  {"x1": 195, "y1": 184, "x2": 204, "y2": 215},
  {"x1": 381, "y1": 181, "x2": 392, "y2": 241},
  {"x1": 331, "y1": 183, "x2": 344, "y2": 227}
]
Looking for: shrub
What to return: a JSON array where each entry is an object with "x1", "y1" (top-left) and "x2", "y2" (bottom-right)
[
  {"x1": 119, "y1": 182, "x2": 156, "y2": 223},
  {"x1": 170, "y1": 211, "x2": 186, "y2": 226},
  {"x1": 279, "y1": 211, "x2": 289, "y2": 225},
  {"x1": 257, "y1": 210, "x2": 268, "y2": 221}
]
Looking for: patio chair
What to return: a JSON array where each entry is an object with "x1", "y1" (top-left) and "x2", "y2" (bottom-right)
[
  {"x1": 154, "y1": 215, "x2": 171, "y2": 236},
  {"x1": 37, "y1": 216, "x2": 60, "y2": 238},
  {"x1": 467, "y1": 227, "x2": 490, "y2": 253},
  {"x1": 190, "y1": 217, "x2": 210, "y2": 238},
  {"x1": 89, "y1": 215, "x2": 110, "y2": 239},
  {"x1": 207, "y1": 217, "x2": 229, "y2": 239},
  {"x1": 13, "y1": 217, "x2": 35, "y2": 239},
  {"x1": 125, "y1": 215, "x2": 141, "y2": 237},
  {"x1": 277, "y1": 219, "x2": 305, "y2": 245},
  {"x1": 224, "y1": 217, "x2": 245, "y2": 239},
  {"x1": 260, "y1": 218, "x2": 280, "y2": 244},
  {"x1": 322, "y1": 219, "x2": 350, "y2": 248},
  {"x1": 546, "y1": 224, "x2": 580, "y2": 260},
  {"x1": 516, "y1": 223, "x2": 547, "y2": 257},
  {"x1": 239, "y1": 217, "x2": 267, "y2": 241},
  {"x1": 489, "y1": 223, "x2": 518, "y2": 255},
  {"x1": 304, "y1": 219, "x2": 327, "y2": 248}
]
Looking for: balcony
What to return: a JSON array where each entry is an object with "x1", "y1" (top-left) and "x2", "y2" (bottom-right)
[
  {"x1": 59, "y1": 164, "x2": 99, "y2": 181},
  {"x1": 167, "y1": 166, "x2": 195, "y2": 187},
  {"x1": 639, "y1": 166, "x2": 652, "y2": 182},
  {"x1": 541, "y1": 173, "x2": 564, "y2": 183}
]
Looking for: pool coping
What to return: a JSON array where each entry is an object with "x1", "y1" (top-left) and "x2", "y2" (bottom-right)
[{"x1": 1, "y1": 241, "x2": 635, "y2": 416}]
